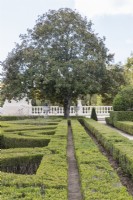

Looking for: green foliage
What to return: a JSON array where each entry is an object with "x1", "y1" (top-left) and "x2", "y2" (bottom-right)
[
  {"x1": 83, "y1": 118, "x2": 133, "y2": 180},
  {"x1": 71, "y1": 120, "x2": 132, "y2": 199},
  {"x1": 0, "y1": 133, "x2": 4, "y2": 148},
  {"x1": 124, "y1": 54, "x2": 133, "y2": 85},
  {"x1": 109, "y1": 111, "x2": 133, "y2": 122},
  {"x1": 2, "y1": 135, "x2": 50, "y2": 149},
  {"x1": 113, "y1": 94, "x2": 125, "y2": 110},
  {"x1": 0, "y1": 154, "x2": 43, "y2": 174},
  {"x1": 113, "y1": 121, "x2": 133, "y2": 135},
  {"x1": 1, "y1": 122, "x2": 58, "y2": 148},
  {"x1": 90, "y1": 107, "x2": 98, "y2": 121},
  {"x1": 0, "y1": 115, "x2": 63, "y2": 121},
  {"x1": 0, "y1": 116, "x2": 42, "y2": 121},
  {"x1": 1, "y1": 119, "x2": 68, "y2": 199},
  {"x1": 0, "y1": 79, "x2": 5, "y2": 106},
  {"x1": 1, "y1": 118, "x2": 133, "y2": 199},
  {"x1": 1, "y1": 186, "x2": 67, "y2": 200},
  {"x1": 105, "y1": 117, "x2": 113, "y2": 125},
  {"x1": 101, "y1": 64, "x2": 126, "y2": 105},
  {"x1": 113, "y1": 86, "x2": 133, "y2": 111},
  {"x1": 2, "y1": 8, "x2": 113, "y2": 117},
  {"x1": 106, "y1": 112, "x2": 133, "y2": 134}
]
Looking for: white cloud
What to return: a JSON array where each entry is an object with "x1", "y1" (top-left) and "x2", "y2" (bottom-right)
[
  {"x1": 75, "y1": 0, "x2": 133, "y2": 18},
  {"x1": 126, "y1": 39, "x2": 133, "y2": 45}
]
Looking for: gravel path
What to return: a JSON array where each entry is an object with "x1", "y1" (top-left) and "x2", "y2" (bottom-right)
[{"x1": 67, "y1": 122, "x2": 83, "y2": 200}]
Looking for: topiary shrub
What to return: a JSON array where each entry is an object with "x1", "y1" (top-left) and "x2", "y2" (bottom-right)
[
  {"x1": 91, "y1": 107, "x2": 98, "y2": 121},
  {"x1": 113, "y1": 86, "x2": 133, "y2": 111}
]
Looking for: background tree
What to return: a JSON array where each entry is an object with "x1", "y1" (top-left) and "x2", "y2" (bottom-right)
[
  {"x1": 0, "y1": 73, "x2": 5, "y2": 107},
  {"x1": 124, "y1": 53, "x2": 133, "y2": 86},
  {"x1": 2, "y1": 8, "x2": 113, "y2": 118},
  {"x1": 101, "y1": 63, "x2": 126, "y2": 105},
  {"x1": 113, "y1": 86, "x2": 133, "y2": 111}
]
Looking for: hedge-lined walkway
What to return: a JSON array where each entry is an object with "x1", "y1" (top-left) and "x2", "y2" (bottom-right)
[
  {"x1": 99, "y1": 121, "x2": 133, "y2": 140},
  {"x1": 71, "y1": 119, "x2": 133, "y2": 199},
  {"x1": 67, "y1": 121, "x2": 83, "y2": 200}
]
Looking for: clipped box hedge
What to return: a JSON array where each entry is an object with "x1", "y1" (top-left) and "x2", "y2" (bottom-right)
[
  {"x1": 114, "y1": 121, "x2": 133, "y2": 135},
  {"x1": 2, "y1": 135, "x2": 50, "y2": 148},
  {"x1": 1, "y1": 122, "x2": 57, "y2": 148},
  {"x1": 1, "y1": 186, "x2": 67, "y2": 200},
  {"x1": 0, "y1": 115, "x2": 63, "y2": 121},
  {"x1": 105, "y1": 117, "x2": 113, "y2": 125},
  {"x1": 0, "y1": 115, "x2": 39, "y2": 121},
  {"x1": 109, "y1": 111, "x2": 133, "y2": 122},
  {"x1": 71, "y1": 120, "x2": 132, "y2": 200},
  {"x1": 0, "y1": 154, "x2": 43, "y2": 174},
  {"x1": 1, "y1": 119, "x2": 68, "y2": 200},
  {"x1": 83, "y1": 118, "x2": 133, "y2": 180},
  {"x1": 106, "y1": 111, "x2": 133, "y2": 134}
]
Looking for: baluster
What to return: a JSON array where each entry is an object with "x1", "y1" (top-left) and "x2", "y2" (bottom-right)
[
  {"x1": 62, "y1": 107, "x2": 64, "y2": 114},
  {"x1": 32, "y1": 107, "x2": 34, "y2": 115},
  {"x1": 102, "y1": 106, "x2": 103, "y2": 114},
  {"x1": 105, "y1": 106, "x2": 107, "y2": 114},
  {"x1": 85, "y1": 107, "x2": 87, "y2": 113}
]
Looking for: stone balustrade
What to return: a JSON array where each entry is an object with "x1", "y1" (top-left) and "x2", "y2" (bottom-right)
[
  {"x1": 0, "y1": 99, "x2": 113, "y2": 119},
  {"x1": 31, "y1": 106, "x2": 113, "y2": 118}
]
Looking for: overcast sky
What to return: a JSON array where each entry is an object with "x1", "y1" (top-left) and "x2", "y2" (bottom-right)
[{"x1": 0, "y1": 0, "x2": 133, "y2": 73}]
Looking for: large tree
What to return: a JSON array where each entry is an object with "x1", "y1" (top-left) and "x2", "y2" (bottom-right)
[{"x1": 2, "y1": 8, "x2": 113, "y2": 118}]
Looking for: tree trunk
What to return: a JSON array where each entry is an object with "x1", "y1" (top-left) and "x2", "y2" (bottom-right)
[
  {"x1": 64, "y1": 97, "x2": 71, "y2": 118},
  {"x1": 89, "y1": 94, "x2": 92, "y2": 105}
]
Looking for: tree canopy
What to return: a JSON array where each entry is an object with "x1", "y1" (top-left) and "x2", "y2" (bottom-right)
[
  {"x1": 101, "y1": 63, "x2": 126, "y2": 105},
  {"x1": 113, "y1": 86, "x2": 133, "y2": 111},
  {"x1": 2, "y1": 8, "x2": 114, "y2": 117}
]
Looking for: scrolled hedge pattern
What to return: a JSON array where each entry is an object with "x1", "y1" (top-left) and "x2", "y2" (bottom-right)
[{"x1": 1, "y1": 119, "x2": 68, "y2": 200}]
